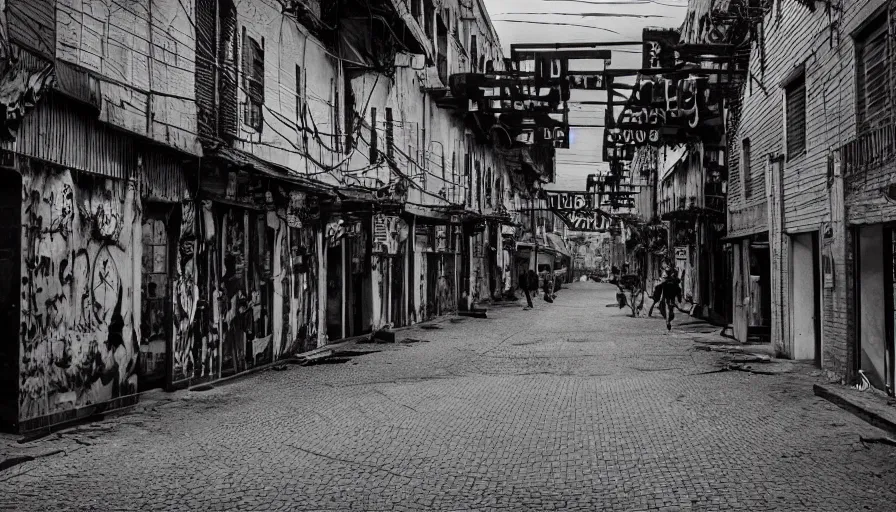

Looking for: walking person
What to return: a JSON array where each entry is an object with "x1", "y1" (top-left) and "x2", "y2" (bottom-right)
[
  {"x1": 540, "y1": 267, "x2": 554, "y2": 303},
  {"x1": 521, "y1": 271, "x2": 534, "y2": 310},
  {"x1": 527, "y1": 269, "x2": 539, "y2": 299},
  {"x1": 657, "y1": 269, "x2": 683, "y2": 331}
]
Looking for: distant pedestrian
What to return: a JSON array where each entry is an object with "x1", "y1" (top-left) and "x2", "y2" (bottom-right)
[
  {"x1": 527, "y1": 269, "x2": 539, "y2": 294},
  {"x1": 521, "y1": 271, "x2": 534, "y2": 310},
  {"x1": 540, "y1": 268, "x2": 554, "y2": 303}
]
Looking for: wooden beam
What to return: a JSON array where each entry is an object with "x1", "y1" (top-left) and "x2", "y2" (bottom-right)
[{"x1": 511, "y1": 42, "x2": 642, "y2": 51}]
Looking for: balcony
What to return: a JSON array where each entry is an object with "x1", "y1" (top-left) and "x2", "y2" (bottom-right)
[{"x1": 841, "y1": 123, "x2": 896, "y2": 179}]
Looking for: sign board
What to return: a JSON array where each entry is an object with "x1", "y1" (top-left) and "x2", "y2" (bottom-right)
[
  {"x1": 553, "y1": 210, "x2": 612, "y2": 232},
  {"x1": 545, "y1": 191, "x2": 592, "y2": 211},
  {"x1": 616, "y1": 75, "x2": 722, "y2": 147},
  {"x1": 674, "y1": 246, "x2": 689, "y2": 263}
]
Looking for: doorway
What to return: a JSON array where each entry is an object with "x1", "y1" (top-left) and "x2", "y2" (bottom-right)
[
  {"x1": 139, "y1": 207, "x2": 175, "y2": 391},
  {"x1": 856, "y1": 225, "x2": 895, "y2": 392},
  {"x1": 326, "y1": 241, "x2": 343, "y2": 340},
  {"x1": 790, "y1": 232, "x2": 821, "y2": 362},
  {"x1": 0, "y1": 169, "x2": 21, "y2": 430}
]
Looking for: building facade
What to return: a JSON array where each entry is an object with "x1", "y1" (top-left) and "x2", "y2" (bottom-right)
[{"x1": 0, "y1": 0, "x2": 552, "y2": 432}]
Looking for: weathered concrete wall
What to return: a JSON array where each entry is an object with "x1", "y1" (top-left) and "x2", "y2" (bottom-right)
[
  {"x1": 55, "y1": 0, "x2": 199, "y2": 154},
  {"x1": 231, "y1": 0, "x2": 342, "y2": 185}
]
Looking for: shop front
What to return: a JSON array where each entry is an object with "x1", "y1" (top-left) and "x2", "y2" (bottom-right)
[{"x1": 372, "y1": 212, "x2": 410, "y2": 328}]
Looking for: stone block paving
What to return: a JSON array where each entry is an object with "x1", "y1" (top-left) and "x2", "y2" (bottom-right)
[{"x1": 3, "y1": 283, "x2": 896, "y2": 511}]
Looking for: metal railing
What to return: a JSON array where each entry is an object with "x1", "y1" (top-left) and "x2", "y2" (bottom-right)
[{"x1": 841, "y1": 123, "x2": 896, "y2": 177}]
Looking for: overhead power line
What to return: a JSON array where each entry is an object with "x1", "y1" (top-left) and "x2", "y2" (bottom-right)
[
  {"x1": 492, "y1": 19, "x2": 621, "y2": 34},
  {"x1": 495, "y1": 12, "x2": 672, "y2": 18}
]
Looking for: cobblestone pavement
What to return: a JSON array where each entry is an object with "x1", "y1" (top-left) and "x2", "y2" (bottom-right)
[{"x1": 4, "y1": 282, "x2": 896, "y2": 511}]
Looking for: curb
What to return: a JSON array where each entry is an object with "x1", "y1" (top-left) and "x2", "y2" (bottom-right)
[{"x1": 813, "y1": 383, "x2": 896, "y2": 437}]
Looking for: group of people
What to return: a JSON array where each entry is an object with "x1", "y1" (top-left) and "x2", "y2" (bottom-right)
[
  {"x1": 519, "y1": 268, "x2": 561, "y2": 310},
  {"x1": 614, "y1": 265, "x2": 686, "y2": 331}
]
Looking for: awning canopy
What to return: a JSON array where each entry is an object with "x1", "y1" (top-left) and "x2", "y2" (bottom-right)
[{"x1": 209, "y1": 145, "x2": 337, "y2": 197}]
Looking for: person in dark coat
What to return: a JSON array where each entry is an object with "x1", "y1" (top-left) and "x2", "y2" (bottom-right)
[
  {"x1": 654, "y1": 269, "x2": 683, "y2": 331},
  {"x1": 527, "y1": 269, "x2": 539, "y2": 299},
  {"x1": 520, "y1": 271, "x2": 534, "y2": 310}
]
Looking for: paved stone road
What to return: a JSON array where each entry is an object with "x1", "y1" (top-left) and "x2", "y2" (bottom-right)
[{"x1": 4, "y1": 282, "x2": 896, "y2": 511}]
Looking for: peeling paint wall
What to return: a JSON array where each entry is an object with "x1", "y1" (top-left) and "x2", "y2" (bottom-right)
[
  {"x1": 19, "y1": 160, "x2": 141, "y2": 422},
  {"x1": 232, "y1": 0, "x2": 342, "y2": 185},
  {"x1": 55, "y1": 0, "x2": 199, "y2": 154}
]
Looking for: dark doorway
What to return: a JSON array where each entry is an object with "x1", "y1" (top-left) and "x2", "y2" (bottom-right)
[
  {"x1": 0, "y1": 169, "x2": 21, "y2": 430},
  {"x1": 326, "y1": 242, "x2": 343, "y2": 340},
  {"x1": 390, "y1": 251, "x2": 405, "y2": 327},
  {"x1": 812, "y1": 231, "x2": 822, "y2": 368}
]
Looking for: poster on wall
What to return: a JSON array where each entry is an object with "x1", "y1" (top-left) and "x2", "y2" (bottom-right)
[
  {"x1": 373, "y1": 214, "x2": 408, "y2": 255},
  {"x1": 287, "y1": 191, "x2": 306, "y2": 228},
  {"x1": 674, "y1": 246, "x2": 688, "y2": 268},
  {"x1": 436, "y1": 225, "x2": 448, "y2": 252}
]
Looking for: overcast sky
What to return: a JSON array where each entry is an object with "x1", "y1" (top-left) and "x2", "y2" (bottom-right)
[{"x1": 480, "y1": 0, "x2": 689, "y2": 190}]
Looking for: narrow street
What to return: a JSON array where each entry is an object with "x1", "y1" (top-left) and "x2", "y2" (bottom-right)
[{"x1": 4, "y1": 283, "x2": 896, "y2": 512}]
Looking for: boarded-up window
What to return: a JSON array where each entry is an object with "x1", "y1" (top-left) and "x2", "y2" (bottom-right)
[
  {"x1": 218, "y1": 0, "x2": 239, "y2": 139},
  {"x1": 196, "y1": 0, "x2": 237, "y2": 140},
  {"x1": 857, "y1": 14, "x2": 890, "y2": 132},
  {"x1": 785, "y1": 74, "x2": 806, "y2": 159},
  {"x1": 741, "y1": 138, "x2": 753, "y2": 199},
  {"x1": 242, "y1": 31, "x2": 264, "y2": 132},
  {"x1": 195, "y1": 0, "x2": 218, "y2": 139}
]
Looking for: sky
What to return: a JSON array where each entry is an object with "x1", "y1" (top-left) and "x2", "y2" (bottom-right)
[{"x1": 480, "y1": 0, "x2": 690, "y2": 191}]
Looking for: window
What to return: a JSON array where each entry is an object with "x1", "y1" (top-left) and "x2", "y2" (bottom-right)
[
  {"x1": 785, "y1": 73, "x2": 806, "y2": 159},
  {"x1": 856, "y1": 13, "x2": 891, "y2": 132},
  {"x1": 470, "y1": 35, "x2": 478, "y2": 72},
  {"x1": 465, "y1": 136, "x2": 473, "y2": 204},
  {"x1": 475, "y1": 161, "x2": 482, "y2": 208},
  {"x1": 344, "y1": 74, "x2": 355, "y2": 153},
  {"x1": 741, "y1": 138, "x2": 753, "y2": 199},
  {"x1": 424, "y1": 0, "x2": 435, "y2": 42},
  {"x1": 485, "y1": 167, "x2": 492, "y2": 206},
  {"x1": 411, "y1": 0, "x2": 420, "y2": 20},
  {"x1": 370, "y1": 108, "x2": 377, "y2": 162},
  {"x1": 295, "y1": 65, "x2": 303, "y2": 125},
  {"x1": 242, "y1": 30, "x2": 264, "y2": 131},
  {"x1": 385, "y1": 108, "x2": 394, "y2": 160}
]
